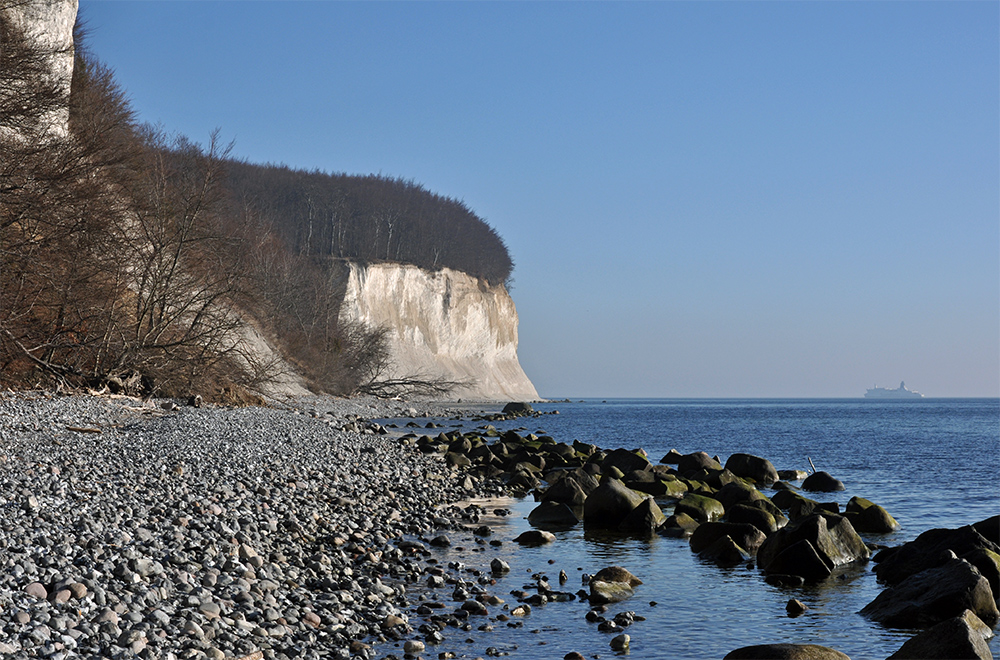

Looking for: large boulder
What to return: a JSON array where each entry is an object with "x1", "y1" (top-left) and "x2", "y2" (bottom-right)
[
  {"x1": 698, "y1": 535, "x2": 751, "y2": 565},
  {"x1": 690, "y1": 522, "x2": 768, "y2": 556},
  {"x1": 583, "y1": 478, "x2": 646, "y2": 529},
  {"x1": 801, "y1": 471, "x2": 845, "y2": 492},
  {"x1": 502, "y1": 402, "x2": 533, "y2": 414},
  {"x1": 758, "y1": 514, "x2": 870, "y2": 580},
  {"x1": 715, "y1": 480, "x2": 766, "y2": 511},
  {"x1": 541, "y1": 476, "x2": 589, "y2": 507},
  {"x1": 588, "y1": 566, "x2": 642, "y2": 605},
  {"x1": 527, "y1": 501, "x2": 579, "y2": 527},
  {"x1": 602, "y1": 448, "x2": 652, "y2": 475},
  {"x1": 658, "y1": 512, "x2": 701, "y2": 538},
  {"x1": 673, "y1": 493, "x2": 726, "y2": 523},
  {"x1": 873, "y1": 521, "x2": 1000, "y2": 587},
  {"x1": 887, "y1": 610, "x2": 994, "y2": 660},
  {"x1": 677, "y1": 451, "x2": 723, "y2": 475},
  {"x1": 724, "y1": 644, "x2": 851, "y2": 660},
  {"x1": 618, "y1": 498, "x2": 665, "y2": 535},
  {"x1": 725, "y1": 453, "x2": 779, "y2": 486},
  {"x1": 844, "y1": 496, "x2": 899, "y2": 534},
  {"x1": 726, "y1": 503, "x2": 781, "y2": 535},
  {"x1": 861, "y1": 558, "x2": 999, "y2": 628}
]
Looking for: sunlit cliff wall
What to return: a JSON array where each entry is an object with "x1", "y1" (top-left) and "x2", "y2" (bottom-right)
[{"x1": 338, "y1": 263, "x2": 538, "y2": 401}]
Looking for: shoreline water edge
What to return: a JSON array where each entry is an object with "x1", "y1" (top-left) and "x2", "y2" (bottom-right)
[{"x1": 0, "y1": 393, "x2": 997, "y2": 660}]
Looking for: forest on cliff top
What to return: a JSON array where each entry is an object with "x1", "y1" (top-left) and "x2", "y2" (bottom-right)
[{"x1": 0, "y1": 12, "x2": 509, "y2": 399}]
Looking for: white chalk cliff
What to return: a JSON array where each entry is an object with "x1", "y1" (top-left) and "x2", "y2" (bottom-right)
[{"x1": 338, "y1": 263, "x2": 538, "y2": 401}]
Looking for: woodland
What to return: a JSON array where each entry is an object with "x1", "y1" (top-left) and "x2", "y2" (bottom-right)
[{"x1": 0, "y1": 15, "x2": 512, "y2": 400}]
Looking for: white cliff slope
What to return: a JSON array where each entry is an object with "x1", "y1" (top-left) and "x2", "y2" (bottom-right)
[{"x1": 339, "y1": 263, "x2": 538, "y2": 401}]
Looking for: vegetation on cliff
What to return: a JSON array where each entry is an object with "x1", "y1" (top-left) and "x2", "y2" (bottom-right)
[{"x1": 0, "y1": 12, "x2": 507, "y2": 399}]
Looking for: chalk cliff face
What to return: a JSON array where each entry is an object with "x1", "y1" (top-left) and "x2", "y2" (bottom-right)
[
  {"x1": 1, "y1": 0, "x2": 78, "y2": 139},
  {"x1": 338, "y1": 263, "x2": 538, "y2": 401}
]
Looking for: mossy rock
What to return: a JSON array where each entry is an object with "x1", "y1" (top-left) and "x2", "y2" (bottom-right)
[{"x1": 673, "y1": 493, "x2": 725, "y2": 523}]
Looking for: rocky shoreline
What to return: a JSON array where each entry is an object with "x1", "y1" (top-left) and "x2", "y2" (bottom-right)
[
  {"x1": 0, "y1": 391, "x2": 509, "y2": 660},
  {"x1": 1, "y1": 393, "x2": 997, "y2": 660}
]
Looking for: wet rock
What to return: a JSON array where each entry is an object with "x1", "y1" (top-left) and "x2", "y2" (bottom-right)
[
  {"x1": 610, "y1": 633, "x2": 630, "y2": 651},
  {"x1": 801, "y1": 471, "x2": 845, "y2": 492},
  {"x1": 786, "y1": 599, "x2": 807, "y2": 617},
  {"x1": 677, "y1": 451, "x2": 723, "y2": 475},
  {"x1": 843, "y1": 496, "x2": 899, "y2": 533},
  {"x1": 618, "y1": 497, "x2": 666, "y2": 534},
  {"x1": 887, "y1": 609, "x2": 993, "y2": 659},
  {"x1": 659, "y1": 449, "x2": 683, "y2": 464},
  {"x1": 726, "y1": 502, "x2": 781, "y2": 534},
  {"x1": 673, "y1": 493, "x2": 725, "y2": 523},
  {"x1": 583, "y1": 478, "x2": 646, "y2": 529},
  {"x1": 725, "y1": 453, "x2": 779, "y2": 486},
  {"x1": 698, "y1": 535, "x2": 751, "y2": 565},
  {"x1": 602, "y1": 447, "x2": 653, "y2": 475},
  {"x1": 690, "y1": 522, "x2": 767, "y2": 556},
  {"x1": 514, "y1": 530, "x2": 556, "y2": 546},
  {"x1": 659, "y1": 512, "x2": 701, "y2": 538},
  {"x1": 758, "y1": 514, "x2": 870, "y2": 580},
  {"x1": 502, "y1": 402, "x2": 533, "y2": 414},
  {"x1": 873, "y1": 520, "x2": 1000, "y2": 587},
  {"x1": 724, "y1": 644, "x2": 851, "y2": 659},
  {"x1": 541, "y1": 476, "x2": 589, "y2": 507},
  {"x1": 861, "y1": 558, "x2": 999, "y2": 628},
  {"x1": 528, "y1": 501, "x2": 579, "y2": 526}
]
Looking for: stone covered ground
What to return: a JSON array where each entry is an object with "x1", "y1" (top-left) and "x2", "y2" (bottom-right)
[{"x1": 0, "y1": 391, "x2": 500, "y2": 660}]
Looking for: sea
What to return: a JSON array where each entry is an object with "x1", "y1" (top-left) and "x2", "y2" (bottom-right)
[{"x1": 390, "y1": 398, "x2": 1000, "y2": 659}]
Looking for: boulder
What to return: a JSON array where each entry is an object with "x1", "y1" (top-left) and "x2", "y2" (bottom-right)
[
  {"x1": 801, "y1": 471, "x2": 845, "y2": 492},
  {"x1": 961, "y1": 547, "x2": 1000, "y2": 601},
  {"x1": 618, "y1": 498, "x2": 665, "y2": 535},
  {"x1": 758, "y1": 514, "x2": 870, "y2": 579},
  {"x1": 593, "y1": 566, "x2": 643, "y2": 586},
  {"x1": 583, "y1": 478, "x2": 646, "y2": 529},
  {"x1": 725, "y1": 453, "x2": 779, "y2": 486},
  {"x1": 771, "y1": 489, "x2": 813, "y2": 511},
  {"x1": 873, "y1": 523, "x2": 1000, "y2": 587},
  {"x1": 513, "y1": 530, "x2": 556, "y2": 546},
  {"x1": 673, "y1": 493, "x2": 726, "y2": 523},
  {"x1": 777, "y1": 469, "x2": 809, "y2": 481},
  {"x1": 659, "y1": 512, "x2": 701, "y2": 538},
  {"x1": 690, "y1": 522, "x2": 768, "y2": 556},
  {"x1": 887, "y1": 610, "x2": 993, "y2": 659},
  {"x1": 861, "y1": 558, "x2": 999, "y2": 628},
  {"x1": 715, "y1": 480, "x2": 766, "y2": 511},
  {"x1": 541, "y1": 477, "x2": 589, "y2": 507},
  {"x1": 502, "y1": 402, "x2": 533, "y2": 414},
  {"x1": 677, "y1": 451, "x2": 723, "y2": 475},
  {"x1": 844, "y1": 496, "x2": 899, "y2": 533},
  {"x1": 726, "y1": 503, "x2": 780, "y2": 535},
  {"x1": 527, "y1": 501, "x2": 579, "y2": 527},
  {"x1": 724, "y1": 644, "x2": 851, "y2": 660},
  {"x1": 698, "y1": 535, "x2": 751, "y2": 565},
  {"x1": 973, "y1": 515, "x2": 999, "y2": 543},
  {"x1": 659, "y1": 448, "x2": 683, "y2": 464},
  {"x1": 602, "y1": 448, "x2": 652, "y2": 475},
  {"x1": 763, "y1": 539, "x2": 836, "y2": 582},
  {"x1": 705, "y1": 468, "x2": 745, "y2": 489},
  {"x1": 588, "y1": 566, "x2": 642, "y2": 604}
]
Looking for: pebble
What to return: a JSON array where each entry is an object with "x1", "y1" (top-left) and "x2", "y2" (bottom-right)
[{"x1": 0, "y1": 392, "x2": 505, "y2": 660}]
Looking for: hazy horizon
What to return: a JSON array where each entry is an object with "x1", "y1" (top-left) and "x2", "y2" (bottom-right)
[{"x1": 80, "y1": 1, "x2": 999, "y2": 399}]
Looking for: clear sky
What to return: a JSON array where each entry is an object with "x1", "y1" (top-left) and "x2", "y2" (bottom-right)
[{"x1": 78, "y1": 1, "x2": 999, "y2": 398}]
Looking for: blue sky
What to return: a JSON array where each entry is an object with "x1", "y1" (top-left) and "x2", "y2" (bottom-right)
[{"x1": 79, "y1": 1, "x2": 999, "y2": 398}]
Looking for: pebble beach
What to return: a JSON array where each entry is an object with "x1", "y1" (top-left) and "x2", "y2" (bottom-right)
[{"x1": 0, "y1": 392, "x2": 504, "y2": 660}]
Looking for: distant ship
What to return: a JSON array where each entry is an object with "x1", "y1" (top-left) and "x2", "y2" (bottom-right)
[{"x1": 864, "y1": 381, "x2": 924, "y2": 399}]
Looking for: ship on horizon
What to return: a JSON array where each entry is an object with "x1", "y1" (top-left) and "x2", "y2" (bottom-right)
[{"x1": 864, "y1": 381, "x2": 924, "y2": 399}]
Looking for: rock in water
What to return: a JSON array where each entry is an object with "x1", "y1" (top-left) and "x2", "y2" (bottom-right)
[
  {"x1": 861, "y1": 558, "x2": 999, "y2": 628},
  {"x1": 724, "y1": 644, "x2": 851, "y2": 659},
  {"x1": 886, "y1": 610, "x2": 994, "y2": 659},
  {"x1": 801, "y1": 471, "x2": 845, "y2": 492},
  {"x1": 724, "y1": 453, "x2": 779, "y2": 486},
  {"x1": 583, "y1": 478, "x2": 646, "y2": 529}
]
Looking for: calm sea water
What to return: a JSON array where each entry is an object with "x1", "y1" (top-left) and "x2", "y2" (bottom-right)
[{"x1": 394, "y1": 399, "x2": 1000, "y2": 659}]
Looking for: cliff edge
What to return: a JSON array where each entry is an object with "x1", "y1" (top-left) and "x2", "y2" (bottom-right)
[{"x1": 338, "y1": 263, "x2": 538, "y2": 401}]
